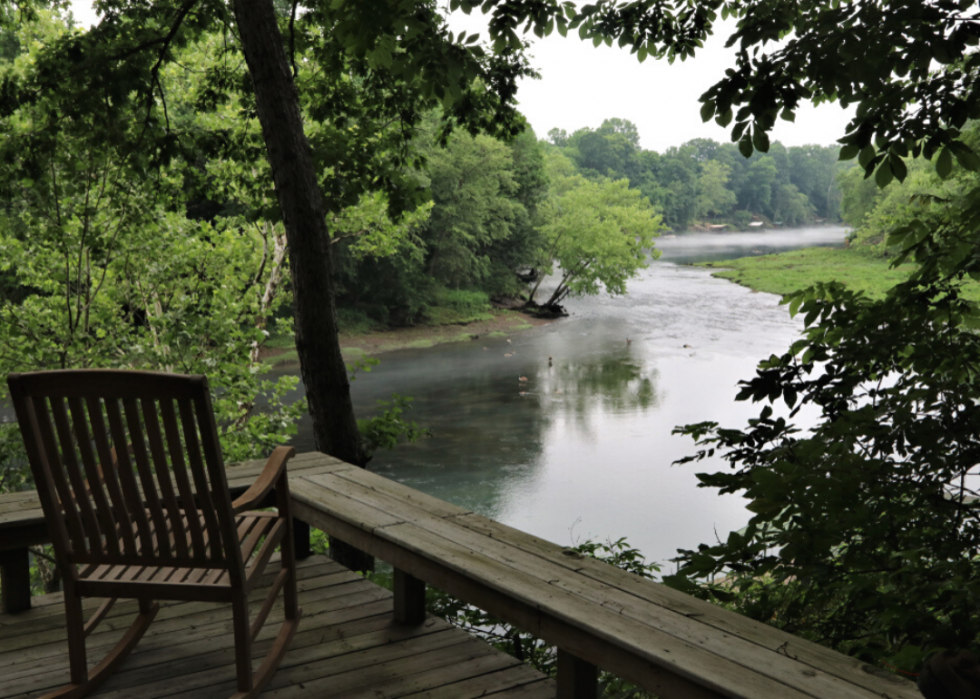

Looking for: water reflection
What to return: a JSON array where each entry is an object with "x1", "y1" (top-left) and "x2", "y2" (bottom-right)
[
  {"x1": 271, "y1": 226, "x2": 849, "y2": 567},
  {"x1": 534, "y1": 354, "x2": 660, "y2": 439}
]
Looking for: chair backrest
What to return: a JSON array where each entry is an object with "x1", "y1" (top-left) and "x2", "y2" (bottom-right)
[{"x1": 7, "y1": 370, "x2": 243, "y2": 578}]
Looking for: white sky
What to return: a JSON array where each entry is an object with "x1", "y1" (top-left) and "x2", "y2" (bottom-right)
[{"x1": 68, "y1": 1, "x2": 855, "y2": 153}]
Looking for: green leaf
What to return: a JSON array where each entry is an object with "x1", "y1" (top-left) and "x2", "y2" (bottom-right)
[
  {"x1": 936, "y1": 147, "x2": 953, "y2": 178},
  {"x1": 839, "y1": 144, "x2": 860, "y2": 161},
  {"x1": 875, "y1": 161, "x2": 894, "y2": 188},
  {"x1": 752, "y1": 127, "x2": 770, "y2": 153},
  {"x1": 738, "y1": 135, "x2": 753, "y2": 158},
  {"x1": 858, "y1": 144, "x2": 876, "y2": 169},
  {"x1": 700, "y1": 101, "x2": 715, "y2": 123},
  {"x1": 890, "y1": 154, "x2": 908, "y2": 182},
  {"x1": 716, "y1": 109, "x2": 733, "y2": 127},
  {"x1": 951, "y1": 144, "x2": 980, "y2": 171}
]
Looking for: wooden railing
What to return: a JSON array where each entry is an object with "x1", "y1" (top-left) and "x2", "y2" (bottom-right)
[{"x1": 1, "y1": 452, "x2": 922, "y2": 699}]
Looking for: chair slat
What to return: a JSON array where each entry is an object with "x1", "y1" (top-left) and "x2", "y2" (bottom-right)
[
  {"x1": 122, "y1": 398, "x2": 172, "y2": 559},
  {"x1": 103, "y1": 397, "x2": 156, "y2": 556},
  {"x1": 238, "y1": 516, "x2": 268, "y2": 564},
  {"x1": 140, "y1": 398, "x2": 189, "y2": 560},
  {"x1": 67, "y1": 397, "x2": 121, "y2": 557},
  {"x1": 85, "y1": 396, "x2": 139, "y2": 557},
  {"x1": 192, "y1": 393, "x2": 242, "y2": 579},
  {"x1": 177, "y1": 399, "x2": 224, "y2": 562},
  {"x1": 49, "y1": 396, "x2": 104, "y2": 556},
  {"x1": 33, "y1": 399, "x2": 88, "y2": 555},
  {"x1": 159, "y1": 399, "x2": 208, "y2": 562}
]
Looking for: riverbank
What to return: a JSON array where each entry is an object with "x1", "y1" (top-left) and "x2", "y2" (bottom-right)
[
  {"x1": 260, "y1": 309, "x2": 553, "y2": 366},
  {"x1": 699, "y1": 247, "x2": 911, "y2": 298}
]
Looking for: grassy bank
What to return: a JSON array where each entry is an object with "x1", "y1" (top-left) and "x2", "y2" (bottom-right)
[
  {"x1": 260, "y1": 308, "x2": 545, "y2": 367},
  {"x1": 699, "y1": 247, "x2": 912, "y2": 299}
]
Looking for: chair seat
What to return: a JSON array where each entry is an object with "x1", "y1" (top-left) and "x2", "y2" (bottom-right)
[{"x1": 75, "y1": 511, "x2": 282, "y2": 602}]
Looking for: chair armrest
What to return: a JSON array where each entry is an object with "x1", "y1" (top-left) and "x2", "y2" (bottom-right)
[{"x1": 232, "y1": 446, "x2": 296, "y2": 514}]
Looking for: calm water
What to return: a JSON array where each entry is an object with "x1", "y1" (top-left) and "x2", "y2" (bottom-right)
[{"x1": 272, "y1": 226, "x2": 849, "y2": 568}]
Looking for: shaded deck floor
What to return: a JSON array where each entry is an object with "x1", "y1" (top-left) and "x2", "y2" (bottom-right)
[{"x1": 0, "y1": 555, "x2": 556, "y2": 698}]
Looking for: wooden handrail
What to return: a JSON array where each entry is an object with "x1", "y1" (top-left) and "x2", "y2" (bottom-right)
[
  {"x1": 1, "y1": 452, "x2": 923, "y2": 699},
  {"x1": 285, "y1": 455, "x2": 922, "y2": 699}
]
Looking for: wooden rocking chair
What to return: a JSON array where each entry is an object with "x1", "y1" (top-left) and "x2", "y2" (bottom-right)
[{"x1": 7, "y1": 370, "x2": 302, "y2": 699}]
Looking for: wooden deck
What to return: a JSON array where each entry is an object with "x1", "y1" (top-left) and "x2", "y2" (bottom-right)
[
  {"x1": 1, "y1": 450, "x2": 923, "y2": 698},
  {"x1": 0, "y1": 555, "x2": 556, "y2": 699}
]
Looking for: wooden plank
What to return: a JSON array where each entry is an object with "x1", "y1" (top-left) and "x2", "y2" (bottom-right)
[
  {"x1": 258, "y1": 634, "x2": 495, "y2": 699},
  {"x1": 2, "y1": 566, "x2": 389, "y2": 692},
  {"x1": 0, "y1": 553, "x2": 555, "y2": 699},
  {"x1": 292, "y1": 476, "x2": 886, "y2": 699},
  {"x1": 448, "y1": 512, "x2": 919, "y2": 699},
  {"x1": 0, "y1": 558, "x2": 334, "y2": 652},
  {"x1": 103, "y1": 628, "x2": 466, "y2": 699},
  {"x1": 397, "y1": 518, "x2": 886, "y2": 699},
  {"x1": 295, "y1": 470, "x2": 918, "y2": 699},
  {"x1": 80, "y1": 602, "x2": 418, "y2": 698},
  {"x1": 483, "y1": 681, "x2": 564, "y2": 698},
  {"x1": 0, "y1": 497, "x2": 44, "y2": 521},
  {"x1": 0, "y1": 568, "x2": 365, "y2": 659},
  {"x1": 333, "y1": 647, "x2": 523, "y2": 698},
  {"x1": 292, "y1": 492, "x2": 725, "y2": 699},
  {"x1": 411, "y1": 666, "x2": 555, "y2": 699}
]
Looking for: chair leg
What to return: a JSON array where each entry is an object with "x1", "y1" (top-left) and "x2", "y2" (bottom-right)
[
  {"x1": 231, "y1": 608, "x2": 302, "y2": 699},
  {"x1": 280, "y1": 524, "x2": 300, "y2": 622},
  {"x1": 42, "y1": 597, "x2": 158, "y2": 699},
  {"x1": 232, "y1": 591, "x2": 254, "y2": 696},
  {"x1": 64, "y1": 583, "x2": 88, "y2": 686}
]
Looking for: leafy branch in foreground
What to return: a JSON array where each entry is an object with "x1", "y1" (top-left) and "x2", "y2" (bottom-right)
[{"x1": 669, "y1": 184, "x2": 980, "y2": 673}]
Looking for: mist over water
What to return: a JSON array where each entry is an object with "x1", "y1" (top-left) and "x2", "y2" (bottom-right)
[{"x1": 273, "y1": 226, "x2": 849, "y2": 567}]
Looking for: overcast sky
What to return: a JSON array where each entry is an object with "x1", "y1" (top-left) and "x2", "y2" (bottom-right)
[{"x1": 67, "y1": 1, "x2": 855, "y2": 153}]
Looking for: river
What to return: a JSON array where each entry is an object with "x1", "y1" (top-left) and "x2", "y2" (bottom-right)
[{"x1": 272, "y1": 226, "x2": 849, "y2": 569}]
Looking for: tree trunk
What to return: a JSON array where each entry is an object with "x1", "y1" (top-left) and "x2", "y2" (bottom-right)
[{"x1": 232, "y1": 0, "x2": 373, "y2": 571}]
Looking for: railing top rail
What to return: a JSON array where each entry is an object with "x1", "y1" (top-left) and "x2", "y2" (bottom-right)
[
  {"x1": 286, "y1": 454, "x2": 920, "y2": 699},
  {"x1": 2, "y1": 451, "x2": 920, "y2": 699}
]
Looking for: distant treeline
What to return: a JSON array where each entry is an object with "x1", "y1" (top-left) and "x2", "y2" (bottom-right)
[
  {"x1": 331, "y1": 116, "x2": 856, "y2": 327},
  {"x1": 547, "y1": 119, "x2": 848, "y2": 230}
]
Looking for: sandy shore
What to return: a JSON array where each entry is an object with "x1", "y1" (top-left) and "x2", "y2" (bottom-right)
[{"x1": 261, "y1": 309, "x2": 554, "y2": 365}]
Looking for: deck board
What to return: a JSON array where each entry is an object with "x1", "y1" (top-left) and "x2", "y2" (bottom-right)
[{"x1": 0, "y1": 555, "x2": 556, "y2": 699}]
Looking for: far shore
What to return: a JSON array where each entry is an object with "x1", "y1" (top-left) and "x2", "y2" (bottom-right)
[{"x1": 260, "y1": 309, "x2": 554, "y2": 367}]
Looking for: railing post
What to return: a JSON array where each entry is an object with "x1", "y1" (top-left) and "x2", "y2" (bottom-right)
[
  {"x1": 557, "y1": 649, "x2": 598, "y2": 699},
  {"x1": 329, "y1": 536, "x2": 374, "y2": 573},
  {"x1": 393, "y1": 568, "x2": 426, "y2": 625},
  {"x1": 0, "y1": 547, "x2": 32, "y2": 614},
  {"x1": 292, "y1": 518, "x2": 311, "y2": 560}
]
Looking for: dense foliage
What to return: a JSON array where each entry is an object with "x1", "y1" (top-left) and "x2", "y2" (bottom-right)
[
  {"x1": 0, "y1": 12, "x2": 302, "y2": 477},
  {"x1": 547, "y1": 121, "x2": 846, "y2": 230},
  {"x1": 660, "y1": 8, "x2": 980, "y2": 677}
]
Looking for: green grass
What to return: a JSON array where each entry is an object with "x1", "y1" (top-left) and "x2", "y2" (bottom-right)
[
  {"x1": 424, "y1": 307, "x2": 494, "y2": 325},
  {"x1": 262, "y1": 349, "x2": 298, "y2": 366},
  {"x1": 700, "y1": 248, "x2": 914, "y2": 300},
  {"x1": 264, "y1": 332, "x2": 296, "y2": 350}
]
